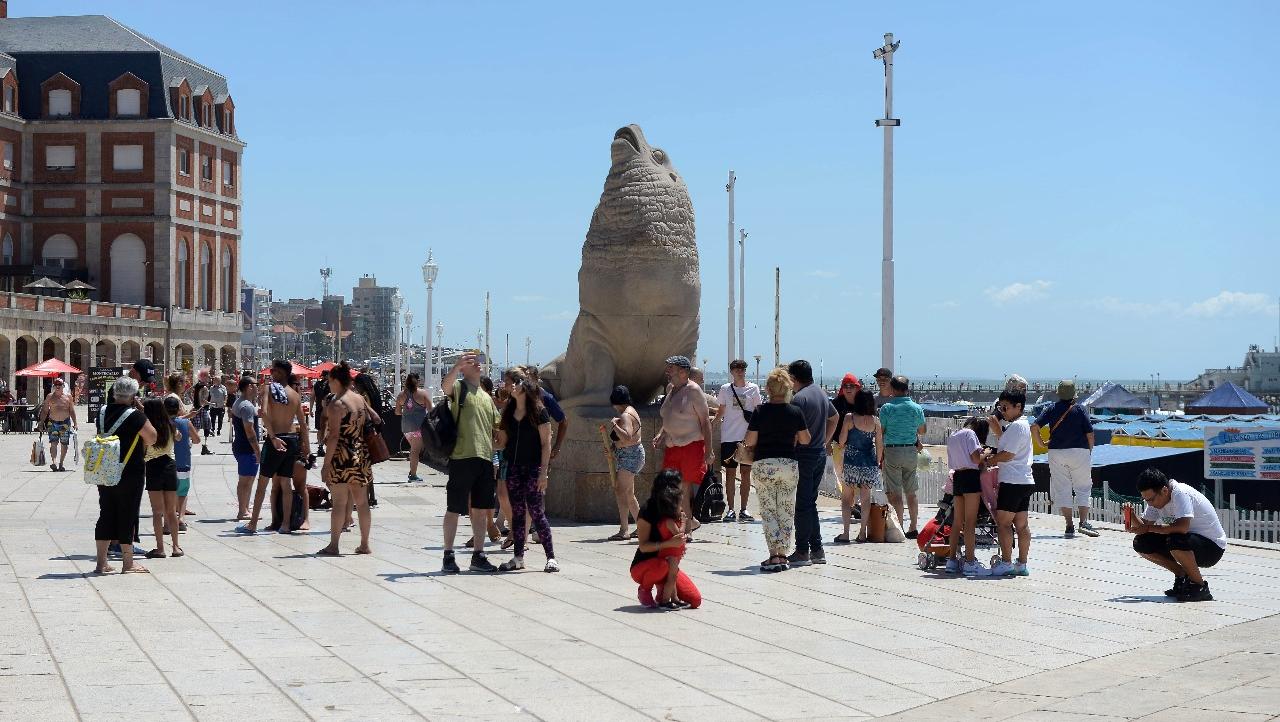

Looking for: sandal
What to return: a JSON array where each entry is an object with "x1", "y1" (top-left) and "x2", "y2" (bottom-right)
[
  {"x1": 607, "y1": 532, "x2": 628, "y2": 542},
  {"x1": 316, "y1": 547, "x2": 340, "y2": 556},
  {"x1": 121, "y1": 565, "x2": 150, "y2": 574},
  {"x1": 145, "y1": 548, "x2": 166, "y2": 559},
  {"x1": 628, "y1": 530, "x2": 638, "y2": 539},
  {"x1": 354, "y1": 546, "x2": 371, "y2": 555},
  {"x1": 500, "y1": 537, "x2": 515, "y2": 551},
  {"x1": 170, "y1": 548, "x2": 184, "y2": 558},
  {"x1": 833, "y1": 534, "x2": 851, "y2": 545}
]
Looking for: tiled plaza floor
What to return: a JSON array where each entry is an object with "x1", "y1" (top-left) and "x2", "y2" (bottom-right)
[{"x1": 1, "y1": 426, "x2": 1279, "y2": 721}]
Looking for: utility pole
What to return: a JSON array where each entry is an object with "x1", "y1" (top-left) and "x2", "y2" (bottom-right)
[
  {"x1": 873, "y1": 32, "x2": 901, "y2": 371},
  {"x1": 484, "y1": 291, "x2": 491, "y2": 376},
  {"x1": 738, "y1": 228, "x2": 746, "y2": 361},
  {"x1": 505, "y1": 333, "x2": 509, "y2": 371},
  {"x1": 525, "y1": 336, "x2": 532, "y2": 365},
  {"x1": 336, "y1": 304, "x2": 343, "y2": 361},
  {"x1": 726, "y1": 170, "x2": 736, "y2": 370},
  {"x1": 773, "y1": 267, "x2": 780, "y2": 368}
]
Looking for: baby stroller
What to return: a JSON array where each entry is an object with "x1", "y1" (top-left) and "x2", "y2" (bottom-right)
[{"x1": 915, "y1": 467, "x2": 1002, "y2": 571}]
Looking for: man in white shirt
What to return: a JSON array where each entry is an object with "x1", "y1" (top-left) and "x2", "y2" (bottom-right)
[
  {"x1": 1127, "y1": 468, "x2": 1226, "y2": 602},
  {"x1": 714, "y1": 359, "x2": 761, "y2": 522},
  {"x1": 984, "y1": 390, "x2": 1035, "y2": 577}
]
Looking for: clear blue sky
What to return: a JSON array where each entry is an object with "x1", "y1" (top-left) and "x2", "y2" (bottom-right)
[{"x1": 41, "y1": 1, "x2": 1280, "y2": 380}]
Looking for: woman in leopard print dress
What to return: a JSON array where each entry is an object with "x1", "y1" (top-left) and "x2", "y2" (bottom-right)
[{"x1": 318, "y1": 362, "x2": 381, "y2": 556}]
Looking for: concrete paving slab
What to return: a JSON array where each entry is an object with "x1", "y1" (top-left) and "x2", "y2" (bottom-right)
[{"x1": 1, "y1": 429, "x2": 1278, "y2": 720}]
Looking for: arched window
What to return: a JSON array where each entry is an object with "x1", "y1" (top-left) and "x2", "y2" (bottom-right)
[
  {"x1": 1, "y1": 234, "x2": 12, "y2": 264},
  {"x1": 200, "y1": 243, "x2": 212, "y2": 310},
  {"x1": 116, "y1": 88, "x2": 141, "y2": 116},
  {"x1": 109, "y1": 233, "x2": 146, "y2": 305},
  {"x1": 177, "y1": 240, "x2": 189, "y2": 308},
  {"x1": 41, "y1": 234, "x2": 77, "y2": 269},
  {"x1": 220, "y1": 246, "x2": 233, "y2": 311}
]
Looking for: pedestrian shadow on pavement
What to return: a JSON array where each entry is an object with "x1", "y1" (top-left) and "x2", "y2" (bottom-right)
[
  {"x1": 614, "y1": 605, "x2": 661, "y2": 614},
  {"x1": 709, "y1": 568, "x2": 760, "y2": 577},
  {"x1": 38, "y1": 572, "x2": 89, "y2": 580},
  {"x1": 379, "y1": 571, "x2": 449, "y2": 582},
  {"x1": 1107, "y1": 595, "x2": 1174, "y2": 603},
  {"x1": 49, "y1": 554, "x2": 94, "y2": 561}
]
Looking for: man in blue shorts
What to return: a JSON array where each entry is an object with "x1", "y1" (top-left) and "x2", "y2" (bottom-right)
[{"x1": 231, "y1": 378, "x2": 261, "y2": 521}]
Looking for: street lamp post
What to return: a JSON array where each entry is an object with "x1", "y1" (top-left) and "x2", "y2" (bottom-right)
[
  {"x1": 403, "y1": 308, "x2": 414, "y2": 391},
  {"x1": 753, "y1": 353, "x2": 762, "y2": 387},
  {"x1": 873, "y1": 32, "x2": 901, "y2": 371},
  {"x1": 436, "y1": 322, "x2": 444, "y2": 389},
  {"x1": 422, "y1": 250, "x2": 439, "y2": 395},
  {"x1": 392, "y1": 292, "x2": 403, "y2": 396}
]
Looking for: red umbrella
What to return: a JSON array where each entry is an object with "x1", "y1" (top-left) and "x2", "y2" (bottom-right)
[
  {"x1": 15, "y1": 358, "x2": 82, "y2": 377},
  {"x1": 259, "y1": 361, "x2": 319, "y2": 379},
  {"x1": 312, "y1": 361, "x2": 337, "y2": 373}
]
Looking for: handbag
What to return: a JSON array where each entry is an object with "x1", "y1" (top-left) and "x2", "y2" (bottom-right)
[
  {"x1": 364, "y1": 418, "x2": 391, "y2": 465},
  {"x1": 733, "y1": 442, "x2": 754, "y2": 466},
  {"x1": 865, "y1": 503, "x2": 888, "y2": 543},
  {"x1": 729, "y1": 385, "x2": 754, "y2": 423}
]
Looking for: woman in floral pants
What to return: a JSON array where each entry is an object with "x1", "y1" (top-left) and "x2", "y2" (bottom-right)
[{"x1": 741, "y1": 368, "x2": 811, "y2": 572}]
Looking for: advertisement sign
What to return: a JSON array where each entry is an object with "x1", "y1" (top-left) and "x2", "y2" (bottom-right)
[
  {"x1": 241, "y1": 287, "x2": 255, "y2": 332},
  {"x1": 86, "y1": 366, "x2": 125, "y2": 419},
  {"x1": 1204, "y1": 426, "x2": 1280, "y2": 480}
]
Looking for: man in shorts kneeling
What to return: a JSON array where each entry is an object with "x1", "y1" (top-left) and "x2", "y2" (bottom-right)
[{"x1": 1128, "y1": 468, "x2": 1226, "y2": 602}]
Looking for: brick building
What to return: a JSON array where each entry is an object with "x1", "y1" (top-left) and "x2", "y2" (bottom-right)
[{"x1": 0, "y1": 5, "x2": 244, "y2": 396}]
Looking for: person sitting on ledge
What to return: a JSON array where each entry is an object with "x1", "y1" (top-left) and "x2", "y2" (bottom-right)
[{"x1": 1127, "y1": 468, "x2": 1226, "y2": 603}]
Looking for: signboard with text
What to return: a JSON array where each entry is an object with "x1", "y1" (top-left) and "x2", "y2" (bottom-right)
[
  {"x1": 86, "y1": 366, "x2": 125, "y2": 419},
  {"x1": 1204, "y1": 425, "x2": 1280, "y2": 480}
]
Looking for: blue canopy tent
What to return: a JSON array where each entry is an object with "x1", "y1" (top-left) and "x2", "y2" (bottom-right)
[{"x1": 1186, "y1": 382, "x2": 1269, "y2": 416}]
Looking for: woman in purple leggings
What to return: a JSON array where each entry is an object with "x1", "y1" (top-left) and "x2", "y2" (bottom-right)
[{"x1": 497, "y1": 370, "x2": 558, "y2": 573}]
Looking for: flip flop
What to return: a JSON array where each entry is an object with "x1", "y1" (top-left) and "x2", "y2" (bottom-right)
[
  {"x1": 170, "y1": 548, "x2": 184, "y2": 558},
  {"x1": 607, "y1": 532, "x2": 628, "y2": 541},
  {"x1": 833, "y1": 534, "x2": 852, "y2": 545},
  {"x1": 354, "y1": 546, "x2": 372, "y2": 555},
  {"x1": 122, "y1": 566, "x2": 149, "y2": 574},
  {"x1": 145, "y1": 549, "x2": 166, "y2": 559},
  {"x1": 316, "y1": 547, "x2": 340, "y2": 556}
]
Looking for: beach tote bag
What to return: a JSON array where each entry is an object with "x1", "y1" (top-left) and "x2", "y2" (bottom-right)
[{"x1": 83, "y1": 408, "x2": 140, "y2": 487}]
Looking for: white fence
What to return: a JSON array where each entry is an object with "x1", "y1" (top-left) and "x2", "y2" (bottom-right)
[{"x1": 915, "y1": 462, "x2": 1280, "y2": 545}]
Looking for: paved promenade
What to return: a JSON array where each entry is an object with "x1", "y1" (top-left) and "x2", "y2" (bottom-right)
[{"x1": 1, "y1": 429, "x2": 1279, "y2": 720}]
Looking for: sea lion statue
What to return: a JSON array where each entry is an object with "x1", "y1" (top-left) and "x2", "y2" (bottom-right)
[{"x1": 542, "y1": 124, "x2": 699, "y2": 408}]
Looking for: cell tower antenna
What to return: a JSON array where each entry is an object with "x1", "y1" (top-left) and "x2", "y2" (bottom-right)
[{"x1": 320, "y1": 267, "x2": 332, "y2": 297}]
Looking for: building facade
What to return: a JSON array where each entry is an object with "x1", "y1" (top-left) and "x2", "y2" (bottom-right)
[
  {"x1": 1188, "y1": 345, "x2": 1280, "y2": 396},
  {"x1": 351, "y1": 275, "x2": 396, "y2": 361},
  {"x1": 0, "y1": 7, "x2": 243, "y2": 395}
]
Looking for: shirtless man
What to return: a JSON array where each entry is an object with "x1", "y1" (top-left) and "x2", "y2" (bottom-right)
[
  {"x1": 653, "y1": 355, "x2": 714, "y2": 534},
  {"x1": 39, "y1": 378, "x2": 78, "y2": 471},
  {"x1": 245, "y1": 360, "x2": 309, "y2": 534}
]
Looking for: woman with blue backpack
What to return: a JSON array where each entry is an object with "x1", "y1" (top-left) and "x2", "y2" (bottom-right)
[{"x1": 92, "y1": 377, "x2": 157, "y2": 575}]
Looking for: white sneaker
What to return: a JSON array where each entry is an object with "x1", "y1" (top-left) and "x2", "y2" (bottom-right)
[
  {"x1": 498, "y1": 556, "x2": 525, "y2": 572},
  {"x1": 944, "y1": 557, "x2": 961, "y2": 574},
  {"x1": 544, "y1": 559, "x2": 560, "y2": 573},
  {"x1": 987, "y1": 560, "x2": 1015, "y2": 577},
  {"x1": 962, "y1": 559, "x2": 988, "y2": 576}
]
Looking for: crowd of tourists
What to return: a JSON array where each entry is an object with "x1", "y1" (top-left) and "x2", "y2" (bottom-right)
[{"x1": 77, "y1": 351, "x2": 1227, "y2": 603}]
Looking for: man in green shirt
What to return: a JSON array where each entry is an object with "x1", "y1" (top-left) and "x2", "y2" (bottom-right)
[
  {"x1": 441, "y1": 353, "x2": 500, "y2": 574},
  {"x1": 879, "y1": 375, "x2": 927, "y2": 538}
]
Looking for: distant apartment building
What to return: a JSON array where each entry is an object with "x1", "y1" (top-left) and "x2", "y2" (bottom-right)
[
  {"x1": 351, "y1": 275, "x2": 396, "y2": 359},
  {"x1": 0, "y1": 5, "x2": 244, "y2": 394},
  {"x1": 241, "y1": 284, "x2": 271, "y2": 371}
]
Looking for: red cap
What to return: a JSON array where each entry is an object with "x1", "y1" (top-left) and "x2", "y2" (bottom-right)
[{"x1": 841, "y1": 373, "x2": 861, "y2": 389}]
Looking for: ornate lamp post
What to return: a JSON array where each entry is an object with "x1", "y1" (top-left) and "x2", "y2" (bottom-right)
[
  {"x1": 421, "y1": 250, "x2": 439, "y2": 395},
  {"x1": 403, "y1": 308, "x2": 413, "y2": 390}
]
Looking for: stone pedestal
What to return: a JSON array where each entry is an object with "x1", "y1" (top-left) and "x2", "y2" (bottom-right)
[{"x1": 544, "y1": 403, "x2": 719, "y2": 522}]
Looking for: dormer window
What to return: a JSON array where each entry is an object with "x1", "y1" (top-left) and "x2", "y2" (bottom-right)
[
  {"x1": 3, "y1": 86, "x2": 13, "y2": 114},
  {"x1": 202, "y1": 102, "x2": 211, "y2": 127},
  {"x1": 117, "y1": 88, "x2": 140, "y2": 116},
  {"x1": 49, "y1": 89, "x2": 71, "y2": 116}
]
